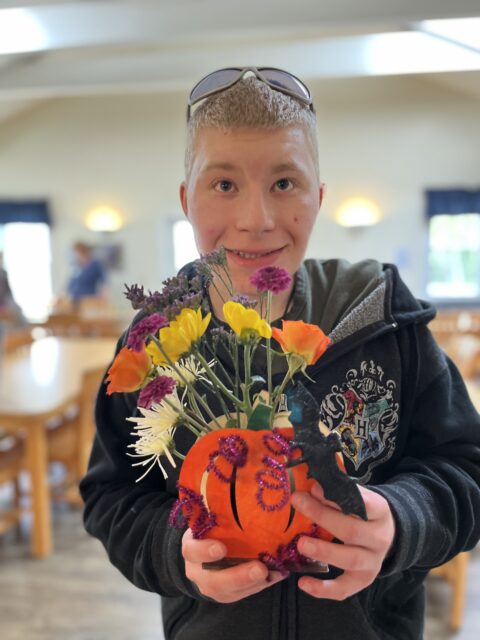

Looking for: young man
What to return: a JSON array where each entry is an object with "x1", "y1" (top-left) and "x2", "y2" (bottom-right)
[{"x1": 81, "y1": 68, "x2": 480, "y2": 640}]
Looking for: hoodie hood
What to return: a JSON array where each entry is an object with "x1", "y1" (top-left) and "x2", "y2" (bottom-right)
[{"x1": 286, "y1": 259, "x2": 436, "y2": 346}]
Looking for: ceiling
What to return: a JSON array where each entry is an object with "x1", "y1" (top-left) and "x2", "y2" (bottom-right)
[{"x1": 0, "y1": 0, "x2": 479, "y2": 123}]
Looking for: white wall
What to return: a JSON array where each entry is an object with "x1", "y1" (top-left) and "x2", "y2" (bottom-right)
[
  {"x1": 0, "y1": 74, "x2": 479, "y2": 310},
  {"x1": 309, "y1": 75, "x2": 480, "y2": 296}
]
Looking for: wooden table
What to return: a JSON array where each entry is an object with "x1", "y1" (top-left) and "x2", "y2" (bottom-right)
[{"x1": 0, "y1": 336, "x2": 116, "y2": 557}]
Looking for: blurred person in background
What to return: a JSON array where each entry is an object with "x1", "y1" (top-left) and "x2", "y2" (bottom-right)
[
  {"x1": 67, "y1": 241, "x2": 107, "y2": 305},
  {"x1": 0, "y1": 251, "x2": 24, "y2": 324}
]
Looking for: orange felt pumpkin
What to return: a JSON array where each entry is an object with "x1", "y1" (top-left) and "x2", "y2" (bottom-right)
[{"x1": 178, "y1": 427, "x2": 345, "y2": 562}]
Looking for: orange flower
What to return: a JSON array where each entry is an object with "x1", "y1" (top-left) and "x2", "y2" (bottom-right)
[
  {"x1": 272, "y1": 321, "x2": 331, "y2": 369},
  {"x1": 106, "y1": 346, "x2": 152, "y2": 395}
]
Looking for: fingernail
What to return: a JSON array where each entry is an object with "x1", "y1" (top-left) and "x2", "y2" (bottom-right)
[
  {"x1": 249, "y1": 566, "x2": 264, "y2": 581},
  {"x1": 267, "y1": 571, "x2": 288, "y2": 583},
  {"x1": 209, "y1": 544, "x2": 222, "y2": 558},
  {"x1": 302, "y1": 541, "x2": 315, "y2": 556},
  {"x1": 293, "y1": 494, "x2": 306, "y2": 508}
]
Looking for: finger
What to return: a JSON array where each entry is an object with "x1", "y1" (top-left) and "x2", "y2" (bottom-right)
[
  {"x1": 291, "y1": 492, "x2": 367, "y2": 546},
  {"x1": 186, "y1": 559, "x2": 277, "y2": 602},
  {"x1": 297, "y1": 536, "x2": 376, "y2": 572},
  {"x1": 298, "y1": 571, "x2": 373, "y2": 601},
  {"x1": 310, "y1": 482, "x2": 341, "y2": 511},
  {"x1": 182, "y1": 536, "x2": 226, "y2": 564},
  {"x1": 356, "y1": 485, "x2": 392, "y2": 521},
  {"x1": 214, "y1": 570, "x2": 287, "y2": 603}
]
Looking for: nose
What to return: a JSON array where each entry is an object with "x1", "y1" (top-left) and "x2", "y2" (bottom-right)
[{"x1": 236, "y1": 188, "x2": 276, "y2": 234}]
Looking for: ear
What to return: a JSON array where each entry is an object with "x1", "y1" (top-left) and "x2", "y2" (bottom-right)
[
  {"x1": 179, "y1": 182, "x2": 189, "y2": 217},
  {"x1": 319, "y1": 182, "x2": 326, "y2": 209}
]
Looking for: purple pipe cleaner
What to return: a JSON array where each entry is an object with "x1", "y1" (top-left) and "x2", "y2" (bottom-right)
[
  {"x1": 207, "y1": 434, "x2": 248, "y2": 483},
  {"x1": 255, "y1": 430, "x2": 291, "y2": 512},
  {"x1": 263, "y1": 429, "x2": 291, "y2": 457},
  {"x1": 259, "y1": 525, "x2": 322, "y2": 577},
  {"x1": 127, "y1": 312, "x2": 168, "y2": 351},
  {"x1": 169, "y1": 485, "x2": 218, "y2": 539},
  {"x1": 249, "y1": 266, "x2": 292, "y2": 294}
]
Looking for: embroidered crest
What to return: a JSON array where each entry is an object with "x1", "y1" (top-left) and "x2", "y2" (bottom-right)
[{"x1": 320, "y1": 360, "x2": 399, "y2": 481}]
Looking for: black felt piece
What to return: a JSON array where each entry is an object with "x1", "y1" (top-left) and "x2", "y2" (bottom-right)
[{"x1": 285, "y1": 383, "x2": 368, "y2": 521}]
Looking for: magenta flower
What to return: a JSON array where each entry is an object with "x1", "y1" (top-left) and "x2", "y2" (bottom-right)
[
  {"x1": 127, "y1": 313, "x2": 168, "y2": 352},
  {"x1": 138, "y1": 375, "x2": 176, "y2": 409},
  {"x1": 249, "y1": 267, "x2": 292, "y2": 294}
]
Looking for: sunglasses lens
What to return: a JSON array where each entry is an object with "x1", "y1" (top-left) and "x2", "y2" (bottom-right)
[
  {"x1": 189, "y1": 68, "x2": 241, "y2": 105},
  {"x1": 260, "y1": 68, "x2": 311, "y2": 102}
]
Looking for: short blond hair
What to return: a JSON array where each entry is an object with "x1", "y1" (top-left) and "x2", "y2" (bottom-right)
[{"x1": 185, "y1": 76, "x2": 319, "y2": 181}]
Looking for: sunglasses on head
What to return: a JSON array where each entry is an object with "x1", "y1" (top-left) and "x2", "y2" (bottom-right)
[{"x1": 187, "y1": 66, "x2": 314, "y2": 120}]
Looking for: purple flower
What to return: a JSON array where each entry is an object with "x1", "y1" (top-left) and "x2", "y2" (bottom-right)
[
  {"x1": 124, "y1": 284, "x2": 146, "y2": 309},
  {"x1": 231, "y1": 294, "x2": 257, "y2": 309},
  {"x1": 124, "y1": 274, "x2": 205, "y2": 318},
  {"x1": 249, "y1": 267, "x2": 292, "y2": 294},
  {"x1": 127, "y1": 313, "x2": 168, "y2": 351},
  {"x1": 138, "y1": 375, "x2": 176, "y2": 409},
  {"x1": 199, "y1": 247, "x2": 227, "y2": 267}
]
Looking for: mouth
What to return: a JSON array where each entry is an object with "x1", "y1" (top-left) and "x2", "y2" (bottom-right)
[{"x1": 226, "y1": 247, "x2": 284, "y2": 260}]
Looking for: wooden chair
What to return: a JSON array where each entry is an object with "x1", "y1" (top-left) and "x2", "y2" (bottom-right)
[
  {"x1": 2, "y1": 326, "x2": 34, "y2": 353},
  {"x1": 430, "y1": 552, "x2": 470, "y2": 631},
  {"x1": 47, "y1": 366, "x2": 106, "y2": 505},
  {"x1": 0, "y1": 431, "x2": 24, "y2": 536}
]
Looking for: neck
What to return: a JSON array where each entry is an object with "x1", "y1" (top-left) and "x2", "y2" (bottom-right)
[{"x1": 208, "y1": 278, "x2": 293, "y2": 323}]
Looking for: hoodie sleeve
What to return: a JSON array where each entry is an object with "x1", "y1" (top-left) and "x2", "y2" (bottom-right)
[
  {"x1": 79, "y1": 334, "x2": 200, "y2": 599},
  {"x1": 372, "y1": 324, "x2": 480, "y2": 576}
]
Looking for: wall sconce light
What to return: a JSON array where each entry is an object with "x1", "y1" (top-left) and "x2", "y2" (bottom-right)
[
  {"x1": 335, "y1": 198, "x2": 382, "y2": 229},
  {"x1": 85, "y1": 206, "x2": 123, "y2": 232}
]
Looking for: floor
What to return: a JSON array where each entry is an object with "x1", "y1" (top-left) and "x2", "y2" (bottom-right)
[{"x1": 0, "y1": 502, "x2": 479, "y2": 640}]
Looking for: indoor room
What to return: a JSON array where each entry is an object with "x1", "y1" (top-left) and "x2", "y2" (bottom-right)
[{"x1": 0, "y1": 1, "x2": 479, "y2": 639}]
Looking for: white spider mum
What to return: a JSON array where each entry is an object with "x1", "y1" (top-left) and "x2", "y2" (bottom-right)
[
  {"x1": 127, "y1": 389, "x2": 185, "y2": 480},
  {"x1": 127, "y1": 388, "x2": 184, "y2": 435},
  {"x1": 127, "y1": 429, "x2": 177, "y2": 481},
  {"x1": 156, "y1": 355, "x2": 214, "y2": 387}
]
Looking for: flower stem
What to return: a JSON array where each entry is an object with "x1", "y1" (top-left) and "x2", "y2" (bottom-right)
[
  {"x1": 203, "y1": 338, "x2": 236, "y2": 389},
  {"x1": 243, "y1": 343, "x2": 253, "y2": 417},
  {"x1": 266, "y1": 290, "x2": 273, "y2": 404},
  {"x1": 161, "y1": 396, "x2": 205, "y2": 437},
  {"x1": 151, "y1": 337, "x2": 223, "y2": 430},
  {"x1": 194, "y1": 348, "x2": 245, "y2": 412}
]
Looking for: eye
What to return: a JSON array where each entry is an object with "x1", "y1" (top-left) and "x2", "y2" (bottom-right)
[
  {"x1": 274, "y1": 178, "x2": 294, "y2": 191},
  {"x1": 214, "y1": 180, "x2": 235, "y2": 193}
]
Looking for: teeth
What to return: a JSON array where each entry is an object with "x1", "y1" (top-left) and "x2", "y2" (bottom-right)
[{"x1": 233, "y1": 250, "x2": 272, "y2": 259}]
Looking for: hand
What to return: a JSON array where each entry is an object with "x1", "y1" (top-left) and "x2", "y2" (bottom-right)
[
  {"x1": 182, "y1": 529, "x2": 286, "y2": 603},
  {"x1": 291, "y1": 482, "x2": 395, "y2": 601}
]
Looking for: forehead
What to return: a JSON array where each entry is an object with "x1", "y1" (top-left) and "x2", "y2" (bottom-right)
[{"x1": 191, "y1": 125, "x2": 316, "y2": 175}]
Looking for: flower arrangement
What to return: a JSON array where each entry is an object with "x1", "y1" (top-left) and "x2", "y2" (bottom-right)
[
  {"x1": 105, "y1": 248, "x2": 335, "y2": 571},
  {"x1": 106, "y1": 248, "x2": 331, "y2": 482}
]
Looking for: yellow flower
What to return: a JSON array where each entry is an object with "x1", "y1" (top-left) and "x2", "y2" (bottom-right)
[
  {"x1": 146, "y1": 307, "x2": 211, "y2": 365},
  {"x1": 223, "y1": 301, "x2": 272, "y2": 341}
]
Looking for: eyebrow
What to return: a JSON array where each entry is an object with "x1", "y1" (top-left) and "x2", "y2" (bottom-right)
[
  {"x1": 202, "y1": 161, "x2": 303, "y2": 173},
  {"x1": 203, "y1": 162, "x2": 237, "y2": 173},
  {"x1": 271, "y1": 162, "x2": 302, "y2": 174}
]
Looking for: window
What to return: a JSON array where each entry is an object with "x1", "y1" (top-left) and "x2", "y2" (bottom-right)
[
  {"x1": 426, "y1": 189, "x2": 480, "y2": 300},
  {"x1": 0, "y1": 222, "x2": 53, "y2": 321},
  {"x1": 172, "y1": 220, "x2": 199, "y2": 272}
]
